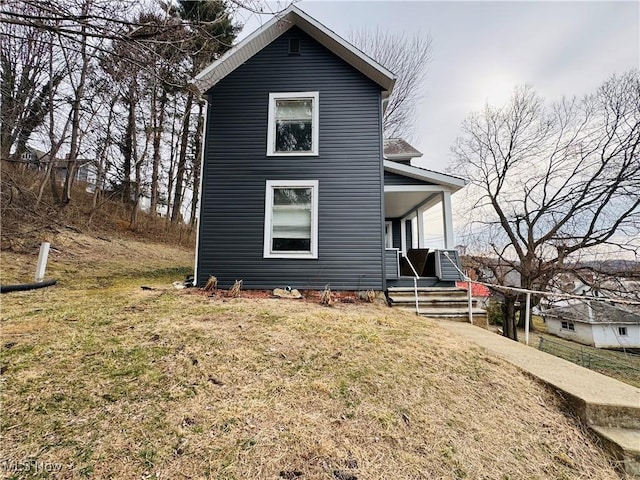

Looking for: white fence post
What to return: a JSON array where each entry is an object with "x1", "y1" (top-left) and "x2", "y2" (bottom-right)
[
  {"x1": 525, "y1": 292, "x2": 531, "y2": 346},
  {"x1": 35, "y1": 242, "x2": 51, "y2": 283},
  {"x1": 468, "y1": 280, "x2": 473, "y2": 324}
]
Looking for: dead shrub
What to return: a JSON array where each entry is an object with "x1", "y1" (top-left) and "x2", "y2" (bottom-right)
[
  {"x1": 204, "y1": 276, "x2": 218, "y2": 292},
  {"x1": 319, "y1": 284, "x2": 332, "y2": 305},
  {"x1": 229, "y1": 279, "x2": 243, "y2": 297}
]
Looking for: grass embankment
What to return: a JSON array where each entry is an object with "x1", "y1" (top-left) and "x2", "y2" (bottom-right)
[{"x1": 0, "y1": 234, "x2": 622, "y2": 479}]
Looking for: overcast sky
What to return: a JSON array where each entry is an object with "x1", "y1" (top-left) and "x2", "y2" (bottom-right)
[{"x1": 238, "y1": 1, "x2": 640, "y2": 172}]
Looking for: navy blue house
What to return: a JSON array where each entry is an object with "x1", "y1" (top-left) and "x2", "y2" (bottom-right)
[{"x1": 193, "y1": 6, "x2": 465, "y2": 291}]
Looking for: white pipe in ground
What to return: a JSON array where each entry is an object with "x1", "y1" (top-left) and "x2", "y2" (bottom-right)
[
  {"x1": 525, "y1": 292, "x2": 531, "y2": 346},
  {"x1": 35, "y1": 242, "x2": 50, "y2": 283}
]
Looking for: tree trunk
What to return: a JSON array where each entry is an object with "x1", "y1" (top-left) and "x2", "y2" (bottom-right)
[
  {"x1": 49, "y1": 163, "x2": 60, "y2": 205},
  {"x1": 189, "y1": 100, "x2": 204, "y2": 230},
  {"x1": 171, "y1": 91, "x2": 193, "y2": 224},
  {"x1": 150, "y1": 89, "x2": 166, "y2": 216},
  {"x1": 61, "y1": 3, "x2": 90, "y2": 206},
  {"x1": 121, "y1": 81, "x2": 136, "y2": 204},
  {"x1": 165, "y1": 99, "x2": 178, "y2": 227},
  {"x1": 129, "y1": 159, "x2": 141, "y2": 227},
  {"x1": 502, "y1": 296, "x2": 518, "y2": 341}
]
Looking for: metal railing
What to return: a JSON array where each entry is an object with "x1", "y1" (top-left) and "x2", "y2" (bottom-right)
[{"x1": 402, "y1": 254, "x2": 421, "y2": 315}]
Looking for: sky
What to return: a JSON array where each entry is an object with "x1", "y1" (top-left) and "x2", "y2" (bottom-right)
[{"x1": 237, "y1": 0, "x2": 640, "y2": 173}]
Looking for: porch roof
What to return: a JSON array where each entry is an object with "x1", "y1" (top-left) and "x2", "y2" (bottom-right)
[
  {"x1": 384, "y1": 160, "x2": 466, "y2": 218},
  {"x1": 384, "y1": 160, "x2": 466, "y2": 190}
]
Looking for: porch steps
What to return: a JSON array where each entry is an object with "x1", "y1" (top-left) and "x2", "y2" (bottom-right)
[{"x1": 388, "y1": 286, "x2": 488, "y2": 327}]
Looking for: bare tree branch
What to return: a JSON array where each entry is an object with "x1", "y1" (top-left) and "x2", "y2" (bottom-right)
[
  {"x1": 349, "y1": 27, "x2": 432, "y2": 140},
  {"x1": 451, "y1": 70, "x2": 640, "y2": 340}
]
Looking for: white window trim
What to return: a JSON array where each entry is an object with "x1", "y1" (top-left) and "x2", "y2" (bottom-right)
[
  {"x1": 264, "y1": 180, "x2": 319, "y2": 259},
  {"x1": 266, "y1": 92, "x2": 319, "y2": 156}
]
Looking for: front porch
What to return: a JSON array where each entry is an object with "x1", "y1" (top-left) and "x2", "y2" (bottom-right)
[
  {"x1": 383, "y1": 160, "x2": 466, "y2": 288},
  {"x1": 384, "y1": 248, "x2": 463, "y2": 287}
]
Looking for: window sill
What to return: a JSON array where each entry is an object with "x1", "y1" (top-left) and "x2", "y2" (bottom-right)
[
  {"x1": 266, "y1": 151, "x2": 319, "y2": 157},
  {"x1": 264, "y1": 252, "x2": 318, "y2": 259}
]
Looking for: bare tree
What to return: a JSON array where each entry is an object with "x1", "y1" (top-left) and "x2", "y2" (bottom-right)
[
  {"x1": 170, "y1": 0, "x2": 240, "y2": 224},
  {"x1": 451, "y1": 70, "x2": 640, "y2": 340},
  {"x1": 349, "y1": 27, "x2": 432, "y2": 140},
  {"x1": 0, "y1": 6, "x2": 65, "y2": 161}
]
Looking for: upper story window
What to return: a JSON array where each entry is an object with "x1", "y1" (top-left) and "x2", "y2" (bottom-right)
[{"x1": 267, "y1": 92, "x2": 319, "y2": 156}]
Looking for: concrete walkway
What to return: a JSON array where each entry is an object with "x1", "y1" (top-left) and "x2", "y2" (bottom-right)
[{"x1": 438, "y1": 321, "x2": 640, "y2": 477}]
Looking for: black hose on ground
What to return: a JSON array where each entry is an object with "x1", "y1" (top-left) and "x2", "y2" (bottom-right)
[{"x1": 1, "y1": 279, "x2": 57, "y2": 294}]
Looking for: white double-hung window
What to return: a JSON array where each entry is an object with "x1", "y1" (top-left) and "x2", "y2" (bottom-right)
[
  {"x1": 267, "y1": 92, "x2": 319, "y2": 155},
  {"x1": 264, "y1": 180, "x2": 318, "y2": 259}
]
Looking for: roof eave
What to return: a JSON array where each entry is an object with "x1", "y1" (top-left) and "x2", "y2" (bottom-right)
[{"x1": 385, "y1": 152, "x2": 423, "y2": 160}]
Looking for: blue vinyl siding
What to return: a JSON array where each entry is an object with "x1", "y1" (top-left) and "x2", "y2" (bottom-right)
[
  {"x1": 385, "y1": 249, "x2": 399, "y2": 280},
  {"x1": 391, "y1": 218, "x2": 402, "y2": 249},
  {"x1": 196, "y1": 27, "x2": 385, "y2": 290}
]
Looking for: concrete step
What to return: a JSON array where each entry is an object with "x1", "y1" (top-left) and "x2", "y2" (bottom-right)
[
  {"x1": 389, "y1": 298, "x2": 479, "y2": 309},
  {"x1": 388, "y1": 286, "x2": 468, "y2": 293},
  {"x1": 388, "y1": 294, "x2": 472, "y2": 302},
  {"x1": 398, "y1": 308, "x2": 489, "y2": 328},
  {"x1": 590, "y1": 426, "x2": 640, "y2": 477},
  {"x1": 398, "y1": 306, "x2": 487, "y2": 317}
]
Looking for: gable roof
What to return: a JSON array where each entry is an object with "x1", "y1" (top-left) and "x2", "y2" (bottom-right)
[
  {"x1": 384, "y1": 160, "x2": 467, "y2": 191},
  {"x1": 544, "y1": 301, "x2": 640, "y2": 325},
  {"x1": 193, "y1": 5, "x2": 396, "y2": 97},
  {"x1": 383, "y1": 138, "x2": 423, "y2": 161}
]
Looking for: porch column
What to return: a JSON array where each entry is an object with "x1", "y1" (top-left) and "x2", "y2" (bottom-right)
[
  {"x1": 416, "y1": 209, "x2": 425, "y2": 248},
  {"x1": 441, "y1": 191, "x2": 454, "y2": 249}
]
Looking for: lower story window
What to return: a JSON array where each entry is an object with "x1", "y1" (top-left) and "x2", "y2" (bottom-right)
[
  {"x1": 618, "y1": 327, "x2": 628, "y2": 336},
  {"x1": 561, "y1": 321, "x2": 575, "y2": 331},
  {"x1": 264, "y1": 180, "x2": 318, "y2": 258}
]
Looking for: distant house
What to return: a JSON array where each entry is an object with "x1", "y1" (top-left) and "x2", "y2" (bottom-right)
[
  {"x1": 22, "y1": 146, "x2": 94, "y2": 186},
  {"x1": 542, "y1": 301, "x2": 640, "y2": 349},
  {"x1": 191, "y1": 6, "x2": 466, "y2": 290}
]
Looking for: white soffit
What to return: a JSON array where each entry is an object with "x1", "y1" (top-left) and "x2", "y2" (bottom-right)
[
  {"x1": 193, "y1": 6, "x2": 396, "y2": 96},
  {"x1": 384, "y1": 160, "x2": 467, "y2": 191}
]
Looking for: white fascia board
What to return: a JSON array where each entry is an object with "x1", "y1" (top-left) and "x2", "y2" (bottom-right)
[
  {"x1": 193, "y1": 6, "x2": 395, "y2": 96},
  {"x1": 384, "y1": 160, "x2": 467, "y2": 191},
  {"x1": 193, "y1": 12, "x2": 286, "y2": 93},
  {"x1": 384, "y1": 185, "x2": 451, "y2": 192}
]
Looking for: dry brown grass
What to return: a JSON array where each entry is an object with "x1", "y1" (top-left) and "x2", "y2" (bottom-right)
[
  {"x1": 1, "y1": 163, "x2": 195, "y2": 255},
  {"x1": 0, "y1": 236, "x2": 623, "y2": 479}
]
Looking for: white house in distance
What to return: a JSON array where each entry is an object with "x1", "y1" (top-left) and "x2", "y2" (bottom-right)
[{"x1": 543, "y1": 301, "x2": 640, "y2": 349}]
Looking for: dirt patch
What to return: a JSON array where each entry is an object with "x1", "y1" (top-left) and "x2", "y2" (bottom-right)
[{"x1": 188, "y1": 287, "x2": 378, "y2": 305}]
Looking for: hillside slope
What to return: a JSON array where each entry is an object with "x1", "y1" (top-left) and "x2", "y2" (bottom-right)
[{"x1": 0, "y1": 234, "x2": 622, "y2": 479}]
